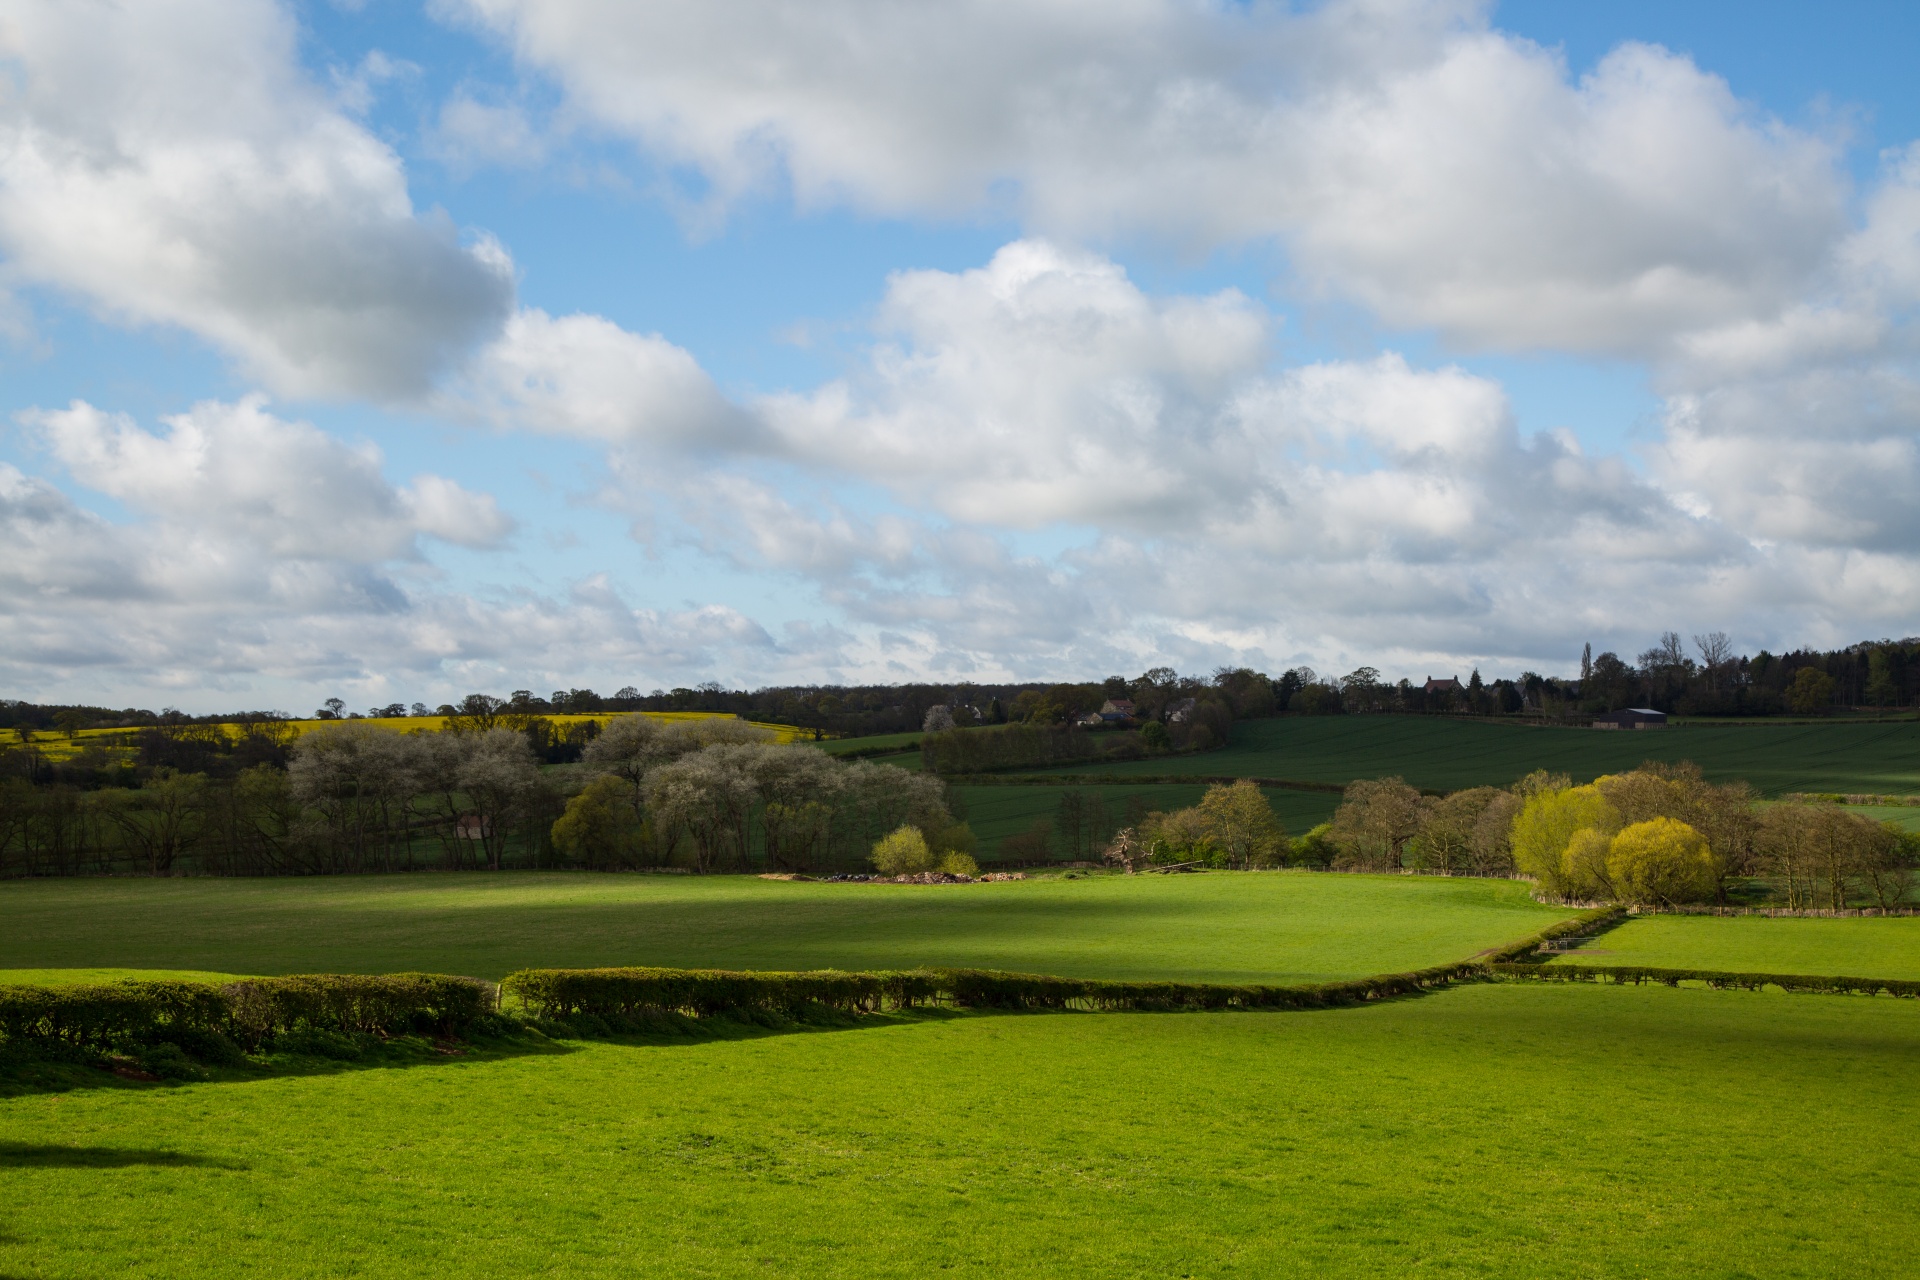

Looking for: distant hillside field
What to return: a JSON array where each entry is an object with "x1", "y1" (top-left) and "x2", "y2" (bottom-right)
[
  {"x1": 0, "y1": 872, "x2": 1566, "y2": 985},
  {"x1": 953, "y1": 782, "x2": 1342, "y2": 854},
  {"x1": 1046, "y1": 715, "x2": 1920, "y2": 796}
]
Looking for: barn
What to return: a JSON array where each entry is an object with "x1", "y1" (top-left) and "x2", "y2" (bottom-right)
[{"x1": 1592, "y1": 708, "x2": 1667, "y2": 730}]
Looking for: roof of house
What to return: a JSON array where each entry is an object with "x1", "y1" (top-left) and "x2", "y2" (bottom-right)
[{"x1": 1423, "y1": 676, "x2": 1461, "y2": 692}]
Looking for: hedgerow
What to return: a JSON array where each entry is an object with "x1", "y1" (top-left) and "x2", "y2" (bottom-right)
[
  {"x1": 502, "y1": 961, "x2": 1481, "y2": 1020},
  {"x1": 1480, "y1": 905, "x2": 1627, "y2": 964},
  {"x1": 1491, "y1": 964, "x2": 1920, "y2": 998},
  {"x1": 502, "y1": 967, "x2": 945, "y2": 1018},
  {"x1": 0, "y1": 973, "x2": 494, "y2": 1053}
]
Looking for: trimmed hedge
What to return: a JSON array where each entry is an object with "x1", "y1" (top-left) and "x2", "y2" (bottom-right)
[
  {"x1": 502, "y1": 961, "x2": 1482, "y2": 1020},
  {"x1": 0, "y1": 981, "x2": 229, "y2": 1048},
  {"x1": 1480, "y1": 905, "x2": 1627, "y2": 964},
  {"x1": 502, "y1": 967, "x2": 944, "y2": 1019},
  {"x1": 224, "y1": 975, "x2": 495, "y2": 1045},
  {"x1": 0, "y1": 973, "x2": 494, "y2": 1051},
  {"x1": 1492, "y1": 963, "x2": 1920, "y2": 998}
]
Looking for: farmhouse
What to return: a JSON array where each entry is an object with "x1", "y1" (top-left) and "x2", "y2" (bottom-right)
[
  {"x1": 1098, "y1": 698, "x2": 1136, "y2": 723},
  {"x1": 1166, "y1": 697, "x2": 1198, "y2": 723},
  {"x1": 1423, "y1": 676, "x2": 1462, "y2": 694},
  {"x1": 1592, "y1": 707, "x2": 1667, "y2": 730}
]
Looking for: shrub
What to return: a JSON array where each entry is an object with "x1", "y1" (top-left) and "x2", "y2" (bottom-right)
[
  {"x1": 134, "y1": 1041, "x2": 207, "y2": 1081},
  {"x1": 870, "y1": 824, "x2": 935, "y2": 875},
  {"x1": 1289, "y1": 823, "x2": 1336, "y2": 868},
  {"x1": 938, "y1": 851, "x2": 980, "y2": 876},
  {"x1": 1607, "y1": 817, "x2": 1717, "y2": 905},
  {"x1": 222, "y1": 974, "x2": 494, "y2": 1047}
]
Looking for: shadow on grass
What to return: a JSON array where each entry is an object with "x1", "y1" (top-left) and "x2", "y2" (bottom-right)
[
  {"x1": 0, "y1": 1005, "x2": 973, "y2": 1098},
  {"x1": 0, "y1": 1142, "x2": 246, "y2": 1170}
]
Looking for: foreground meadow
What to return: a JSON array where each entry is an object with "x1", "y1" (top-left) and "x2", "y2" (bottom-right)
[
  {"x1": 1549, "y1": 913, "x2": 1920, "y2": 979},
  {"x1": 0, "y1": 872, "x2": 1565, "y2": 984},
  {"x1": 3, "y1": 982, "x2": 1916, "y2": 1278}
]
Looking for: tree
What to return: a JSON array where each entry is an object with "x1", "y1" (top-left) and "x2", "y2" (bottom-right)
[
  {"x1": 1694, "y1": 632, "x2": 1734, "y2": 694},
  {"x1": 455, "y1": 729, "x2": 542, "y2": 871},
  {"x1": 1415, "y1": 786, "x2": 1501, "y2": 873},
  {"x1": 922, "y1": 705, "x2": 956, "y2": 733},
  {"x1": 1509, "y1": 784, "x2": 1621, "y2": 901},
  {"x1": 447, "y1": 693, "x2": 506, "y2": 733},
  {"x1": 1863, "y1": 826, "x2": 1919, "y2": 910},
  {"x1": 1788, "y1": 667, "x2": 1836, "y2": 715},
  {"x1": 1606, "y1": 818, "x2": 1717, "y2": 905},
  {"x1": 870, "y1": 824, "x2": 935, "y2": 876},
  {"x1": 106, "y1": 768, "x2": 208, "y2": 876},
  {"x1": 1193, "y1": 780, "x2": 1287, "y2": 869},
  {"x1": 551, "y1": 774, "x2": 645, "y2": 870},
  {"x1": 1328, "y1": 777, "x2": 1428, "y2": 870},
  {"x1": 1867, "y1": 648, "x2": 1900, "y2": 707}
]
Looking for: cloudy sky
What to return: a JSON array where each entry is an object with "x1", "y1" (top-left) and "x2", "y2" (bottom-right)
[{"x1": 3, "y1": 0, "x2": 1918, "y2": 711}]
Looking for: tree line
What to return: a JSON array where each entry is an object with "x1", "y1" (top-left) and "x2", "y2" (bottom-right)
[
  {"x1": 1307, "y1": 763, "x2": 1917, "y2": 908},
  {"x1": 6, "y1": 627, "x2": 1912, "y2": 767}
]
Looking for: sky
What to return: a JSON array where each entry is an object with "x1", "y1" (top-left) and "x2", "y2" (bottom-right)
[{"x1": 3, "y1": 0, "x2": 1920, "y2": 713}]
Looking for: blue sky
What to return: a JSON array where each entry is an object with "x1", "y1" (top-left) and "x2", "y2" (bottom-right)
[{"x1": 3, "y1": 0, "x2": 1919, "y2": 711}]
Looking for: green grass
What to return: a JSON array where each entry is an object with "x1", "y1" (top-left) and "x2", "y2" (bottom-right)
[
  {"x1": 0, "y1": 873, "x2": 1566, "y2": 984},
  {"x1": 1548, "y1": 914, "x2": 1920, "y2": 979},
  {"x1": 4, "y1": 982, "x2": 1918, "y2": 1278},
  {"x1": 813, "y1": 730, "x2": 922, "y2": 757},
  {"x1": 953, "y1": 783, "x2": 1342, "y2": 855},
  {"x1": 0, "y1": 968, "x2": 250, "y2": 986},
  {"x1": 1054, "y1": 715, "x2": 1920, "y2": 795}
]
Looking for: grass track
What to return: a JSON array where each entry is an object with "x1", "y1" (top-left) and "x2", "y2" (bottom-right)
[
  {"x1": 1548, "y1": 914, "x2": 1920, "y2": 979},
  {"x1": 0, "y1": 873, "x2": 1565, "y2": 983},
  {"x1": 1053, "y1": 715, "x2": 1920, "y2": 795},
  {"x1": 4, "y1": 983, "x2": 1917, "y2": 1278}
]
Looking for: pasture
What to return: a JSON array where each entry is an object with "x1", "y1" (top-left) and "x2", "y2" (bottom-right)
[
  {"x1": 1052, "y1": 714, "x2": 1920, "y2": 795},
  {"x1": 952, "y1": 782, "x2": 1343, "y2": 854},
  {"x1": 0, "y1": 872, "x2": 1564, "y2": 984},
  {"x1": 4, "y1": 982, "x2": 1918, "y2": 1278},
  {"x1": 1549, "y1": 913, "x2": 1920, "y2": 979}
]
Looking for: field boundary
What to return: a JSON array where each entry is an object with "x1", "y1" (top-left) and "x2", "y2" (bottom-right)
[
  {"x1": 946, "y1": 772, "x2": 1423, "y2": 795},
  {"x1": 1622, "y1": 904, "x2": 1920, "y2": 918},
  {"x1": 1493, "y1": 963, "x2": 1920, "y2": 998}
]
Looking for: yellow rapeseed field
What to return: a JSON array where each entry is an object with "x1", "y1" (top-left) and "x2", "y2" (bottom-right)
[{"x1": 2, "y1": 710, "x2": 806, "y2": 764}]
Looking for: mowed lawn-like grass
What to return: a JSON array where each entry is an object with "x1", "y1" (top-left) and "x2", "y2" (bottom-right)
[
  {"x1": 0, "y1": 872, "x2": 1567, "y2": 984},
  {"x1": 1550, "y1": 914, "x2": 1920, "y2": 979},
  {"x1": 4, "y1": 982, "x2": 1919, "y2": 1278},
  {"x1": 1052, "y1": 715, "x2": 1920, "y2": 795}
]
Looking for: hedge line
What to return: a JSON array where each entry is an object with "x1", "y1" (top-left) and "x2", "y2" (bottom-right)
[
  {"x1": 501, "y1": 961, "x2": 1481, "y2": 1019},
  {"x1": 1479, "y1": 905, "x2": 1628, "y2": 964},
  {"x1": 0, "y1": 973, "x2": 494, "y2": 1050},
  {"x1": 1491, "y1": 963, "x2": 1920, "y2": 998},
  {"x1": 502, "y1": 967, "x2": 945, "y2": 1018}
]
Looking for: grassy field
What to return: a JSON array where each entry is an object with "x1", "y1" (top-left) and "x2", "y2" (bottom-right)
[
  {"x1": 1548, "y1": 914, "x2": 1920, "y2": 979},
  {"x1": 813, "y1": 730, "x2": 921, "y2": 757},
  {"x1": 953, "y1": 783, "x2": 1343, "y2": 855},
  {"x1": 1052, "y1": 715, "x2": 1920, "y2": 795},
  {"x1": 4, "y1": 982, "x2": 1917, "y2": 1278},
  {"x1": 0, "y1": 873, "x2": 1565, "y2": 984}
]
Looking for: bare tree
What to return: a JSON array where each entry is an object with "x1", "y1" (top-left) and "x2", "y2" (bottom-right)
[{"x1": 1693, "y1": 631, "x2": 1734, "y2": 693}]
